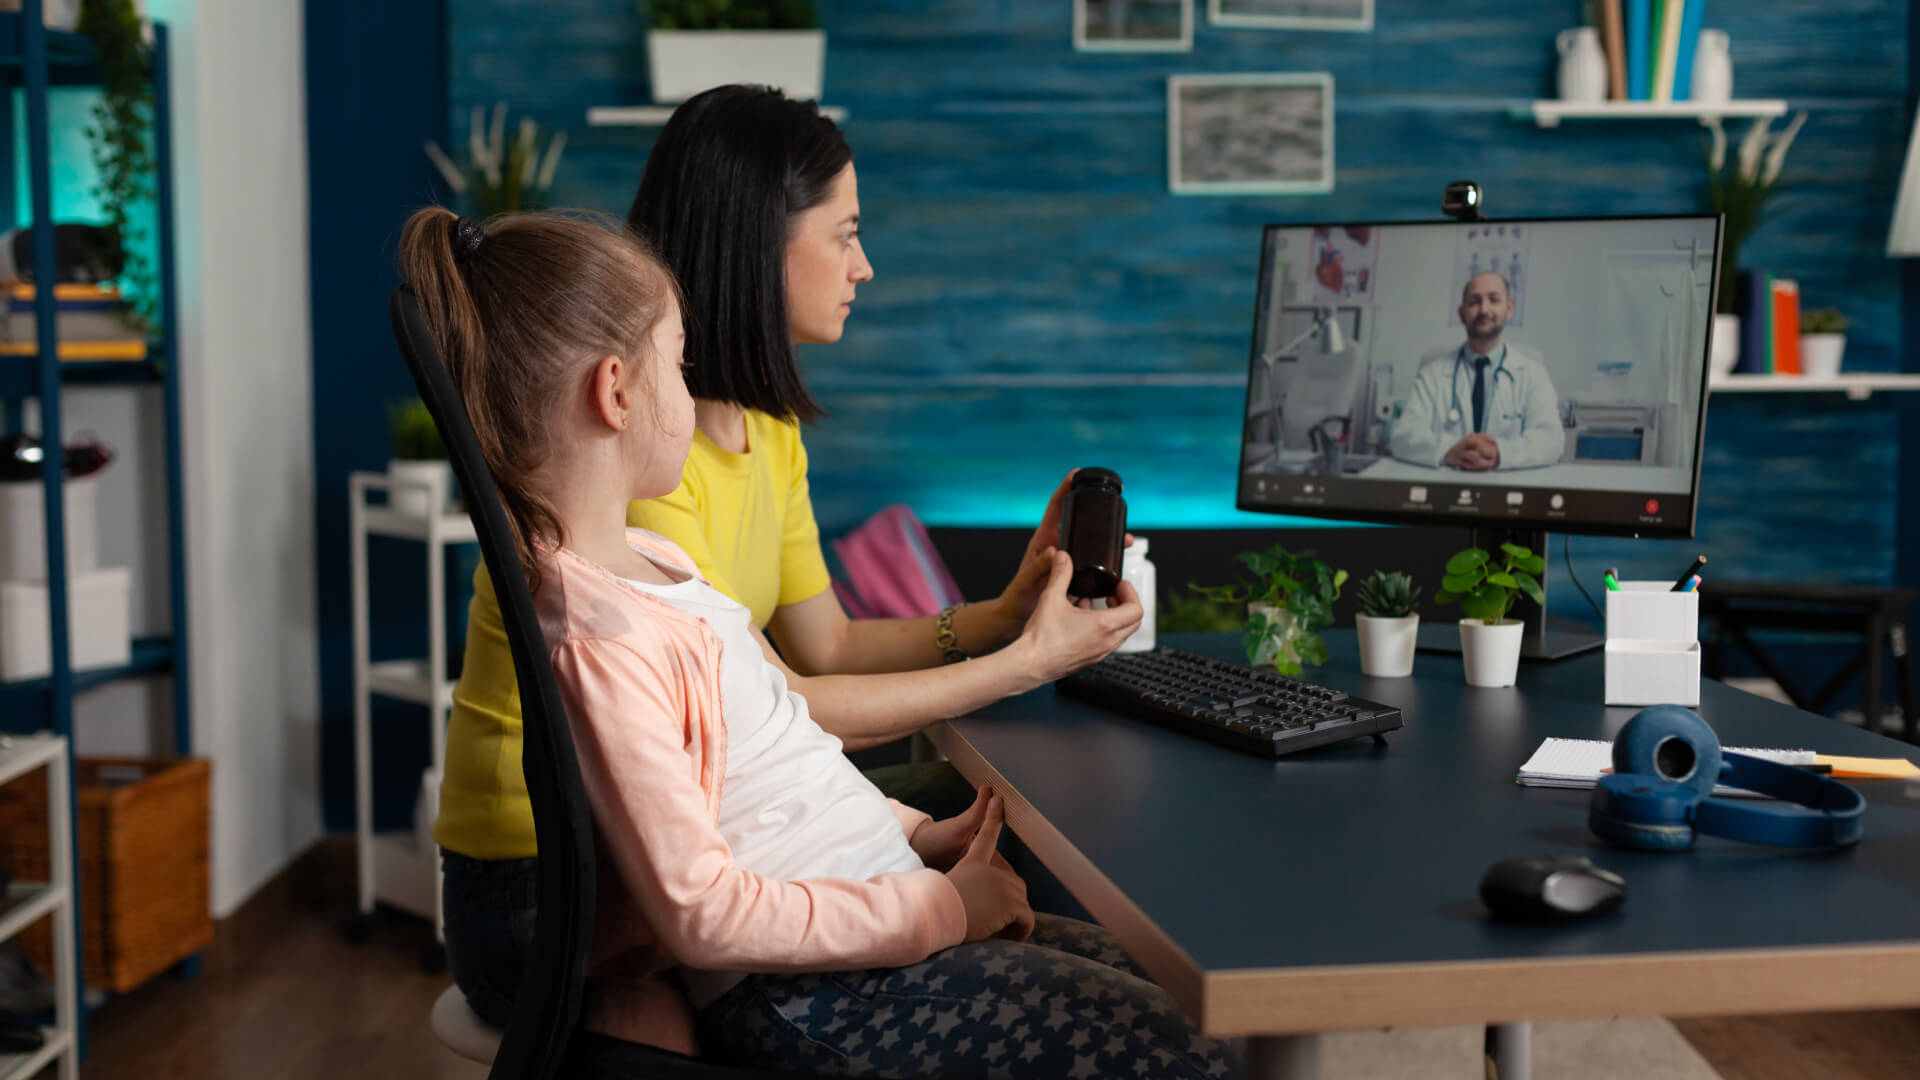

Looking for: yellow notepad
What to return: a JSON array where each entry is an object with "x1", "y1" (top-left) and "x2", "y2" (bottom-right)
[{"x1": 1815, "y1": 755, "x2": 1920, "y2": 780}]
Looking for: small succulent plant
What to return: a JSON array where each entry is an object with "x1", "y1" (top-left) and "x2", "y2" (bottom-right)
[{"x1": 1356, "y1": 570, "x2": 1420, "y2": 619}]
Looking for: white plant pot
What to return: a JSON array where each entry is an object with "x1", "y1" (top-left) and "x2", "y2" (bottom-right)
[
  {"x1": 1458, "y1": 618, "x2": 1524, "y2": 688},
  {"x1": 1356, "y1": 613, "x2": 1419, "y2": 678},
  {"x1": 1709, "y1": 314, "x2": 1740, "y2": 379},
  {"x1": 647, "y1": 30, "x2": 827, "y2": 105},
  {"x1": 1247, "y1": 603, "x2": 1300, "y2": 670},
  {"x1": 387, "y1": 459, "x2": 449, "y2": 519},
  {"x1": 1800, "y1": 333, "x2": 1845, "y2": 378}
]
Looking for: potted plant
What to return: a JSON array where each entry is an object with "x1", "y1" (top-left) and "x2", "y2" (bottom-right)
[
  {"x1": 1355, "y1": 570, "x2": 1421, "y2": 678},
  {"x1": 1703, "y1": 112, "x2": 1807, "y2": 378},
  {"x1": 78, "y1": 0, "x2": 157, "y2": 331},
  {"x1": 1799, "y1": 308, "x2": 1848, "y2": 378},
  {"x1": 1436, "y1": 543, "x2": 1545, "y2": 688},
  {"x1": 424, "y1": 103, "x2": 568, "y2": 218},
  {"x1": 1192, "y1": 545, "x2": 1347, "y2": 677},
  {"x1": 645, "y1": 0, "x2": 826, "y2": 105},
  {"x1": 387, "y1": 399, "x2": 448, "y2": 518}
]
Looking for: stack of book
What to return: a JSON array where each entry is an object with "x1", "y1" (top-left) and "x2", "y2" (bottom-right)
[
  {"x1": 1594, "y1": 0, "x2": 1708, "y2": 102},
  {"x1": 0, "y1": 283, "x2": 147, "y2": 361},
  {"x1": 1734, "y1": 271, "x2": 1801, "y2": 376}
]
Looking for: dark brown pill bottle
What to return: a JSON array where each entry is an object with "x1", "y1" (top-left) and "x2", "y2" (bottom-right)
[{"x1": 1060, "y1": 467, "x2": 1127, "y2": 599}]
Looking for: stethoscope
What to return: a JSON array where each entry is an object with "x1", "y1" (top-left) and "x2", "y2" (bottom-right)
[{"x1": 1446, "y1": 343, "x2": 1516, "y2": 432}]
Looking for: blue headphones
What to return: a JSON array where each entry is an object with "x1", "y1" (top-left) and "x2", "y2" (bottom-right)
[{"x1": 1589, "y1": 706, "x2": 1866, "y2": 852}]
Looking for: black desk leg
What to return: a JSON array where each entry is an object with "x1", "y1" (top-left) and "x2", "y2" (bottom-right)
[{"x1": 1865, "y1": 614, "x2": 1886, "y2": 736}]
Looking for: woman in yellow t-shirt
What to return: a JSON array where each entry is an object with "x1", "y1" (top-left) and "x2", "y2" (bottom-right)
[{"x1": 435, "y1": 85, "x2": 1142, "y2": 1026}]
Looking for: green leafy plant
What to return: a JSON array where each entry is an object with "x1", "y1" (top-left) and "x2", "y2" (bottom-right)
[
  {"x1": 78, "y1": 0, "x2": 156, "y2": 330},
  {"x1": 1801, "y1": 308, "x2": 1849, "y2": 335},
  {"x1": 1191, "y1": 545, "x2": 1347, "y2": 676},
  {"x1": 1356, "y1": 570, "x2": 1420, "y2": 619},
  {"x1": 1157, "y1": 589, "x2": 1243, "y2": 634},
  {"x1": 647, "y1": 0, "x2": 818, "y2": 30},
  {"x1": 389, "y1": 400, "x2": 446, "y2": 462},
  {"x1": 1435, "y1": 544, "x2": 1545, "y2": 625},
  {"x1": 1703, "y1": 112, "x2": 1807, "y2": 315},
  {"x1": 425, "y1": 103, "x2": 568, "y2": 218}
]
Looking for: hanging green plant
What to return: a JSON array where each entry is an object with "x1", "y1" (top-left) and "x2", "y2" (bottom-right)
[{"x1": 77, "y1": 0, "x2": 156, "y2": 331}]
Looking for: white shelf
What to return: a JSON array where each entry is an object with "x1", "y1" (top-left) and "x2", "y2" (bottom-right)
[
  {"x1": 363, "y1": 506, "x2": 476, "y2": 544},
  {"x1": 0, "y1": 884, "x2": 66, "y2": 949},
  {"x1": 589, "y1": 104, "x2": 847, "y2": 126},
  {"x1": 0, "y1": 1027, "x2": 70, "y2": 1080},
  {"x1": 367, "y1": 659, "x2": 455, "y2": 710},
  {"x1": 1523, "y1": 99, "x2": 1788, "y2": 128},
  {"x1": 0, "y1": 737, "x2": 65, "y2": 791},
  {"x1": 1709, "y1": 373, "x2": 1920, "y2": 400}
]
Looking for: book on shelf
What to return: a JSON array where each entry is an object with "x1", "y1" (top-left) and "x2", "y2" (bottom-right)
[
  {"x1": 1599, "y1": 0, "x2": 1628, "y2": 101},
  {"x1": 0, "y1": 282, "x2": 146, "y2": 361},
  {"x1": 1625, "y1": 0, "x2": 1652, "y2": 101},
  {"x1": 1769, "y1": 276, "x2": 1801, "y2": 375},
  {"x1": 1737, "y1": 270, "x2": 1772, "y2": 374},
  {"x1": 1671, "y1": 0, "x2": 1705, "y2": 99}
]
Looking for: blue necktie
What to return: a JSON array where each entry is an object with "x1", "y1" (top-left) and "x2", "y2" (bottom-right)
[{"x1": 1472, "y1": 355, "x2": 1491, "y2": 434}]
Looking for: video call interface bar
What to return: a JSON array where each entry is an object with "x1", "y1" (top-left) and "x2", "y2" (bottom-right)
[{"x1": 1238, "y1": 472, "x2": 1690, "y2": 534}]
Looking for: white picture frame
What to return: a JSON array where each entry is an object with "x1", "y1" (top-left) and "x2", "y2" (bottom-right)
[
  {"x1": 1167, "y1": 73, "x2": 1334, "y2": 196},
  {"x1": 1074, "y1": 0, "x2": 1195, "y2": 53},
  {"x1": 1208, "y1": 0, "x2": 1373, "y2": 32}
]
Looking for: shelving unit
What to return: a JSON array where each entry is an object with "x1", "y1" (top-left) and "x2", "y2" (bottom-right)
[
  {"x1": 1520, "y1": 99, "x2": 1788, "y2": 127},
  {"x1": 0, "y1": 5, "x2": 189, "y2": 1054},
  {"x1": 0, "y1": 735, "x2": 79, "y2": 1080},
  {"x1": 1709, "y1": 373, "x2": 1920, "y2": 400},
  {"x1": 588, "y1": 103, "x2": 846, "y2": 126},
  {"x1": 348, "y1": 469, "x2": 471, "y2": 970}
]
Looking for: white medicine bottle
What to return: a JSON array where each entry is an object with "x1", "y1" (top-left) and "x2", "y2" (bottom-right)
[{"x1": 1116, "y1": 536, "x2": 1156, "y2": 653}]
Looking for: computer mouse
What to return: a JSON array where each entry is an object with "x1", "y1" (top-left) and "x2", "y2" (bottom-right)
[{"x1": 1479, "y1": 853, "x2": 1627, "y2": 922}]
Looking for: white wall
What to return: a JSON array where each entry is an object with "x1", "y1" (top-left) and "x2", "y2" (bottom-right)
[{"x1": 143, "y1": 0, "x2": 319, "y2": 917}]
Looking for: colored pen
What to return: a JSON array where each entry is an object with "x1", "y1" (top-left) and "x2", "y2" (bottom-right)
[
  {"x1": 1682, "y1": 575, "x2": 1701, "y2": 593},
  {"x1": 1603, "y1": 567, "x2": 1620, "y2": 591},
  {"x1": 1670, "y1": 555, "x2": 1707, "y2": 592}
]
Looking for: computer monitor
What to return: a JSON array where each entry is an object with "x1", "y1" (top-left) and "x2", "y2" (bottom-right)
[{"x1": 1235, "y1": 214, "x2": 1722, "y2": 656}]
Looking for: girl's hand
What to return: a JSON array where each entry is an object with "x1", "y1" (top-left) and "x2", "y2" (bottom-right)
[
  {"x1": 942, "y1": 797, "x2": 1034, "y2": 943},
  {"x1": 1011, "y1": 549, "x2": 1142, "y2": 685},
  {"x1": 910, "y1": 785, "x2": 993, "y2": 872}
]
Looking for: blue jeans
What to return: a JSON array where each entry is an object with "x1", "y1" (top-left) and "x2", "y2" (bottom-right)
[{"x1": 440, "y1": 849, "x2": 537, "y2": 1027}]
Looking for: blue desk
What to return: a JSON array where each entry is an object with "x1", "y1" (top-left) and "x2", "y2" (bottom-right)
[{"x1": 929, "y1": 632, "x2": 1920, "y2": 1079}]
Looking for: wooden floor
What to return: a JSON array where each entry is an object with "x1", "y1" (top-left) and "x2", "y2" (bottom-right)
[{"x1": 55, "y1": 839, "x2": 1920, "y2": 1079}]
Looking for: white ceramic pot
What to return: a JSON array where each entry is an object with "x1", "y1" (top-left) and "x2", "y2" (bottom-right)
[
  {"x1": 1459, "y1": 618, "x2": 1524, "y2": 688},
  {"x1": 1555, "y1": 27, "x2": 1608, "y2": 103},
  {"x1": 1248, "y1": 603, "x2": 1300, "y2": 670},
  {"x1": 1709, "y1": 313, "x2": 1741, "y2": 379},
  {"x1": 1800, "y1": 333, "x2": 1845, "y2": 378},
  {"x1": 1691, "y1": 29, "x2": 1733, "y2": 103},
  {"x1": 387, "y1": 458, "x2": 449, "y2": 519},
  {"x1": 1356, "y1": 613, "x2": 1419, "y2": 678},
  {"x1": 647, "y1": 30, "x2": 827, "y2": 105}
]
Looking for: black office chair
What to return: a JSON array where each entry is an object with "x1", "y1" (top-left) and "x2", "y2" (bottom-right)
[{"x1": 389, "y1": 286, "x2": 812, "y2": 1080}]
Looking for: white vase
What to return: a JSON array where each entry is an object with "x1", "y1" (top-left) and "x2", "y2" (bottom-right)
[
  {"x1": 1459, "y1": 618, "x2": 1524, "y2": 688},
  {"x1": 1247, "y1": 603, "x2": 1300, "y2": 669},
  {"x1": 1800, "y1": 334, "x2": 1845, "y2": 378},
  {"x1": 647, "y1": 30, "x2": 827, "y2": 105},
  {"x1": 1691, "y1": 29, "x2": 1732, "y2": 103},
  {"x1": 1709, "y1": 313, "x2": 1741, "y2": 379},
  {"x1": 1556, "y1": 27, "x2": 1609, "y2": 103},
  {"x1": 387, "y1": 459, "x2": 449, "y2": 519},
  {"x1": 1356, "y1": 613, "x2": 1419, "y2": 678}
]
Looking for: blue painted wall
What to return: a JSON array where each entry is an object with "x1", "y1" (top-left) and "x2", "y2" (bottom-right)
[{"x1": 445, "y1": 0, "x2": 1911, "y2": 619}]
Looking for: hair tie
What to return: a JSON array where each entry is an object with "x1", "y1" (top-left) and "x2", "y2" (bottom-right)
[{"x1": 453, "y1": 216, "x2": 485, "y2": 259}]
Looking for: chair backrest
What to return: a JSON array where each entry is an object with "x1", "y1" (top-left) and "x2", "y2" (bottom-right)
[
  {"x1": 389, "y1": 286, "x2": 596, "y2": 1080},
  {"x1": 829, "y1": 504, "x2": 963, "y2": 620}
]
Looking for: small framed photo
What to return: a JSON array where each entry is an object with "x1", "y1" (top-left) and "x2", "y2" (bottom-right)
[
  {"x1": 1075, "y1": 0, "x2": 1194, "y2": 52},
  {"x1": 1167, "y1": 73, "x2": 1334, "y2": 196},
  {"x1": 1208, "y1": 0, "x2": 1373, "y2": 32}
]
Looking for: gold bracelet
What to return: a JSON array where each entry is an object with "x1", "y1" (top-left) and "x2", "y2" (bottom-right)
[{"x1": 935, "y1": 604, "x2": 969, "y2": 663}]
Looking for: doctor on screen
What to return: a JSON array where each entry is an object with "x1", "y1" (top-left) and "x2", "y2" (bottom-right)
[{"x1": 1390, "y1": 271, "x2": 1563, "y2": 471}]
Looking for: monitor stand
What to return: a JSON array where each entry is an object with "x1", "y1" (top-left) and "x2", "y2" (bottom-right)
[{"x1": 1413, "y1": 527, "x2": 1604, "y2": 662}]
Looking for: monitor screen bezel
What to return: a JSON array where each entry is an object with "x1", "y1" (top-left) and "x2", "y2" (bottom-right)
[{"x1": 1235, "y1": 212, "x2": 1724, "y2": 541}]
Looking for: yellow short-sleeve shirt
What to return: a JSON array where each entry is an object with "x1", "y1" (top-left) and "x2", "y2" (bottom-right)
[{"x1": 433, "y1": 410, "x2": 832, "y2": 859}]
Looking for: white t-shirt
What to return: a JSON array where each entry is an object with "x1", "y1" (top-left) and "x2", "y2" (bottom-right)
[{"x1": 621, "y1": 551, "x2": 924, "y2": 1005}]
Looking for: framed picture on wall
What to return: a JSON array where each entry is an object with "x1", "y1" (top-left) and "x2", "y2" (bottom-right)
[
  {"x1": 1075, "y1": 0, "x2": 1194, "y2": 52},
  {"x1": 1208, "y1": 0, "x2": 1373, "y2": 32},
  {"x1": 1167, "y1": 73, "x2": 1334, "y2": 195}
]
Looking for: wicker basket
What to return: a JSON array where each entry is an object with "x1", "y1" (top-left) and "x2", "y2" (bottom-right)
[{"x1": 0, "y1": 757, "x2": 212, "y2": 994}]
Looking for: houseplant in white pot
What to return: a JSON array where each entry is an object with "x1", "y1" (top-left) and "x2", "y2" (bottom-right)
[
  {"x1": 1799, "y1": 307, "x2": 1848, "y2": 378},
  {"x1": 1436, "y1": 543, "x2": 1545, "y2": 688},
  {"x1": 387, "y1": 399, "x2": 449, "y2": 519},
  {"x1": 1354, "y1": 570, "x2": 1421, "y2": 678},
  {"x1": 646, "y1": 0, "x2": 826, "y2": 105},
  {"x1": 1192, "y1": 545, "x2": 1347, "y2": 678}
]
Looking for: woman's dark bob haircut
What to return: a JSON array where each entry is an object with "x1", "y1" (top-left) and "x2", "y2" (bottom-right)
[{"x1": 627, "y1": 84, "x2": 851, "y2": 423}]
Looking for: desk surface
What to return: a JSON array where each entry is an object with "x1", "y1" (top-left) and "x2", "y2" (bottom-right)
[{"x1": 931, "y1": 632, "x2": 1920, "y2": 1037}]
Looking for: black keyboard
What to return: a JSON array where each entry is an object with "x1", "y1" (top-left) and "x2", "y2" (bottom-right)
[{"x1": 1056, "y1": 646, "x2": 1404, "y2": 758}]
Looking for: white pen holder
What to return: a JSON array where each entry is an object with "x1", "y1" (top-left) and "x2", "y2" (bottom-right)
[{"x1": 1603, "y1": 581, "x2": 1700, "y2": 707}]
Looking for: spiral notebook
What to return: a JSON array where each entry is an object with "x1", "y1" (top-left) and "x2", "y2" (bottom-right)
[{"x1": 1517, "y1": 738, "x2": 1816, "y2": 798}]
